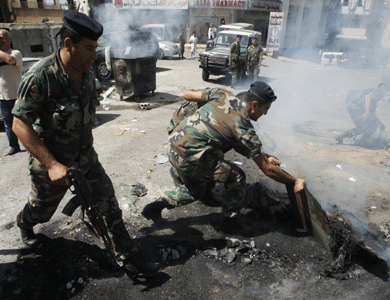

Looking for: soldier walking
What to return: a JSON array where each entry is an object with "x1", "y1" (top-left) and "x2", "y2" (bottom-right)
[
  {"x1": 229, "y1": 35, "x2": 241, "y2": 88},
  {"x1": 178, "y1": 29, "x2": 186, "y2": 59},
  {"x1": 246, "y1": 37, "x2": 262, "y2": 83},
  {"x1": 12, "y1": 10, "x2": 160, "y2": 278}
]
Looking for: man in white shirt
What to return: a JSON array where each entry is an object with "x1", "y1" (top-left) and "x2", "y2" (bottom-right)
[
  {"x1": 0, "y1": 29, "x2": 22, "y2": 156},
  {"x1": 208, "y1": 23, "x2": 217, "y2": 40}
]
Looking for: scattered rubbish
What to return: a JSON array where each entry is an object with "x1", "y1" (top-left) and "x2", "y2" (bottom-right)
[
  {"x1": 131, "y1": 183, "x2": 148, "y2": 197},
  {"x1": 234, "y1": 161, "x2": 242, "y2": 165},
  {"x1": 147, "y1": 169, "x2": 153, "y2": 174},
  {"x1": 266, "y1": 243, "x2": 270, "y2": 247},
  {"x1": 102, "y1": 86, "x2": 116, "y2": 99},
  {"x1": 139, "y1": 103, "x2": 151, "y2": 110},
  {"x1": 385, "y1": 163, "x2": 390, "y2": 167},
  {"x1": 349, "y1": 177, "x2": 356, "y2": 182},
  {"x1": 159, "y1": 245, "x2": 187, "y2": 262},
  {"x1": 203, "y1": 238, "x2": 263, "y2": 265},
  {"x1": 370, "y1": 206, "x2": 377, "y2": 210},
  {"x1": 102, "y1": 105, "x2": 110, "y2": 111},
  {"x1": 155, "y1": 154, "x2": 169, "y2": 164},
  {"x1": 140, "y1": 130, "x2": 146, "y2": 133},
  {"x1": 115, "y1": 130, "x2": 124, "y2": 136},
  {"x1": 132, "y1": 118, "x2": 138, "y2": 122},
  {"x1": 336, "y1": 164, "x2": 342, "y2": 169},
  {"x1": 66, "y1": 282, "x2": 72, "y2": 289}
]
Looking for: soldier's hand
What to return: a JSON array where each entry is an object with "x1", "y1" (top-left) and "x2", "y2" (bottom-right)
[
  {"x1": 229, "y1": 61, "x2": 231, "y2": 67},
  {"x1": 268, "y1": 156, "x2": 281, "y2": 166},
  {"x1": 294, "y1": 179, "x2": 307, "y2": 195},
  {"x1": 48, "y1": 162, "x2": 71, "y2": 186}
]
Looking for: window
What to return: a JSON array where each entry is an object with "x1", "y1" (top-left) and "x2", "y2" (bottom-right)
[
  {"x1": 31, "y1": 45, "x2": 44, "y2": 53},
  {"x1": 37, "y1": 0, "x2": 44, "y2": 8},
  {"x1": 20, "y1": 1, "x2": 28, "y2": 8}
]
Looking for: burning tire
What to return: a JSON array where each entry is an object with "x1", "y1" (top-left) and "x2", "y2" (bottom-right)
[{"x1": 97, "y1": 62, "x2": 112, "y2": 80}]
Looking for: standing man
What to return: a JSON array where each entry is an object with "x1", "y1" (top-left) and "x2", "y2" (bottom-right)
[
  {"x1": 142, "y1": 81, "x2": 307, "y2": 236},
  {"x1": 189, "y1": 31, "x2": 198, "y2": 59},
  {"x1": 246, "y1": 37, "x2": 262, "y2": 83},
  {"x1": 229, "y1": 35, "x2": 241, "y2": 88},
  {"x1": 178, "y1": 29, "x2": 186, "y2": 59},
  {"x1": 12, "y1": 11, "x2": 160, "y2": 278},
  {"x1": 0, "y1": 29, "x2": 22, "y2": 156},
  {"x1": 208, "y1": 23, "x2": 217, "y2": 40}
]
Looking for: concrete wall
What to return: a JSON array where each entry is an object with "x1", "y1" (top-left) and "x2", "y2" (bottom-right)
[{"x1": 0, "y1": 22, "x2": 62, "y2": 58}]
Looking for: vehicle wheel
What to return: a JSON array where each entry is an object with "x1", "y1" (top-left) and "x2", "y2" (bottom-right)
[
  {"x1": 97, "y1": 62, "x2": 112, "y2": 80},
  {"x1": 158, "y1": 49, "x2": 164, "y2": 60},
  {"x1": 202, "y1": 69, "x2": 210, "y2": 81}
]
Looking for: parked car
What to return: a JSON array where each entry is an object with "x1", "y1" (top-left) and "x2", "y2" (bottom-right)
[
  {"x1": 92, "y1": 30, "x2": 159, "y2": 81},
  {"x1": 0, "y1": 57, "x2": 41, "y2": 124},
  {"x1": 199, "y1": 29, "x2": 261, "y2": 82},
  {"x1": 153, "y1": 33, "x2": 179, "y2": 59},
  {"x1": 139, "y1": 24, "x2": 177, "y2": 42},
  {"x1": 337, "y1": 49, "x2": 388, "y2": 69},
  {"x1": 207, "y1": 23, "x2": 254, "y2": 49}
]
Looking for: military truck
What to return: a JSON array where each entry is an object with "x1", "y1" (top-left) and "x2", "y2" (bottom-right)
[{"x1": 199, "y1": 29, "x2": 261, "y2": 82}]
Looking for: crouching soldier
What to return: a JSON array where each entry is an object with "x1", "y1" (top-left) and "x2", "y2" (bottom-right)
[{"x1": 142, "y1": 81, "x2": 306, "y2": 236}]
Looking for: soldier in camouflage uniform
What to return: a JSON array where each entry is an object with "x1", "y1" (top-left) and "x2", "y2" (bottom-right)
[
  {"x1": 142, "y1": 81, "x2": 307, "y2": 236},
  {"x1": 12, "y1": 11, "x2": 160, "y2": 278},
  {"x1": 335, "y1": 79, "x2": 389, "y2": 144},
  {"x1": 229, "y1": 35, "x2": 242, "y2": 88},
  {"x1": 245, "y1": 37, "x2": 262, "y2": 83}
]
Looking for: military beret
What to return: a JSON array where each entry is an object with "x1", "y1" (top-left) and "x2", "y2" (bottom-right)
[
  {"x1": 237, "y1": 35, "x2": 242, "y2": 38},
  {"x1": 249, "y1": 81, "x2": 277, "y2": 103},
  {"x1": 62, "y1": 10, "x2": 103, "y2": 41},
  {"x1": 252, "y1": 36, "x2": 258, "y2": 40}
]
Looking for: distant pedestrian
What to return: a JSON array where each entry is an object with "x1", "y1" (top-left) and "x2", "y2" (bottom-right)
[
  {"x1": 208, "y1": 23, "x2": 217, "y2": 40},
  {"x1": 245, "y1": 36, "x2": 262, "y2": 83},
  {"x1": 190, "y1": 31, "x2": 198, "y2": 59},
  {"x1": 178, "y1": 29, "x2": 186, "y2": 59},
  {"x1": 229, "y1": 35, "x2": 241, "y2": 88},
  {"x1": 0, "y1": 29, "x2": 22, "y2": 156},
  {"x1": 336, "y1": 77, "x2": 390, "y2": 145}
]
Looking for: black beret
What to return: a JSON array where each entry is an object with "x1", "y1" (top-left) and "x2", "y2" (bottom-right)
[
  {"x1": 63, "y1": 10, "x2": 103, "y2": 41},
  {"x1": 237, "y1": 35, "x2": 242, "y2": 38},
  {"x1": 252, "y1": 36, "x2": 258, "y2": 40},
  {"x1": 250, "y1": 81, "x2": 277, "y2": 103}
]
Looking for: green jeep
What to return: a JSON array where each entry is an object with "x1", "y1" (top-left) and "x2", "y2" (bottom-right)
[{"x1": 199, "y1": 29, "x2": 261, "y2": 82}]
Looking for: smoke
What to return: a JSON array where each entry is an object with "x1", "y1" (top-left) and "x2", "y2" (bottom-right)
[{"x1": 252, "y1": 2, "x2": 390, "y2": 226}]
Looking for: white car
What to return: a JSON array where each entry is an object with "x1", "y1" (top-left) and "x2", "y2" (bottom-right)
[{"x1": 154, "y1": 34, "x2": 179, "y2": 60}]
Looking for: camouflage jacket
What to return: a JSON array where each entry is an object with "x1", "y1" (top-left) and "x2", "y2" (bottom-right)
[
  {"x1": 230, "y1": 41, "x2": 241, "y2": 61},
  {"x1": 12, "y1": 51, "x2": 99, "y2": 169},
  {"x1": 167, "y1": 88, "x2": 234, "y2": 134},
  {"x1": 246, "y1": 45, "x2": 262, "y2": 66},
  {"x1": 168, "y1": 90, "x2": 263, "y2": 169}
]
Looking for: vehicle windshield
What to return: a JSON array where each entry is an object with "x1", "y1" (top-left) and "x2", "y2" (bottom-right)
[{"x1": 215, "y1": 33, "x2": 249, "y2": 48}]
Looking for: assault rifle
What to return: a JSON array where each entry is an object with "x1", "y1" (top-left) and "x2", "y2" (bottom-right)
[{"x1": 62, "y1": 167, "x2": 122, "y2": 267}]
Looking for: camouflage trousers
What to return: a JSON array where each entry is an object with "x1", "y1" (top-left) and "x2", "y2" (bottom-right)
[
  {"x1": 162, "y1": 152, "x2": 247, "y2": 218},
  {"x1": 231, "y1": 60, "x2": 241, "y2": 87},
  {"x1": 347, "y1": 106, "x2": 380, "y2": 139},
  {"x1": 247, "y1": 64, "x2": 260, "y2": 83},
  {"x1": 17, "y1": 159, "x2": 137, "y2": 259}
]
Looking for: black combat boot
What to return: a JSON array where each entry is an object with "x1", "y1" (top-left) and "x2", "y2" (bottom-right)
[
  {"x1": 169, "y1": 166, "x2": 183, "y2": 187},
  {"x1": 123, "y1": 259, "x2": 162, "y2": 279},
  {"x1": 219, "y1": 216, "x2": 252, "y2": 237},
  {"x1": 200, "y1": 189, "x2": 222, "y2": 207},
  {"x1": 141, "y1": 198, "x2": 172, "y2": 222},
  {"x1": 335, "y1": 130, "x2": 353, "y2": 144},
  {"x1": 20, "y1": 228, "x2": 41, "y2": 248}
]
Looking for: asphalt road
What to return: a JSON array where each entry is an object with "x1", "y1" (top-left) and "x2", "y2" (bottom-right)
[{"x1": 1, "y1": 53, "x2": 390, "y2": 299}]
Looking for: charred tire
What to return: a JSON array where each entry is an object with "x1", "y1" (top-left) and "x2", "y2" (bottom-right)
[
  {"x1": 202, "y1": 69, "x2": 210, "y2": 81},
  {"x1": 158, "y1": 49, "x2": 164, "y2": 60},
  {"x1": 97, "y1": 62, "x2": 112, "y2": 80}
]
